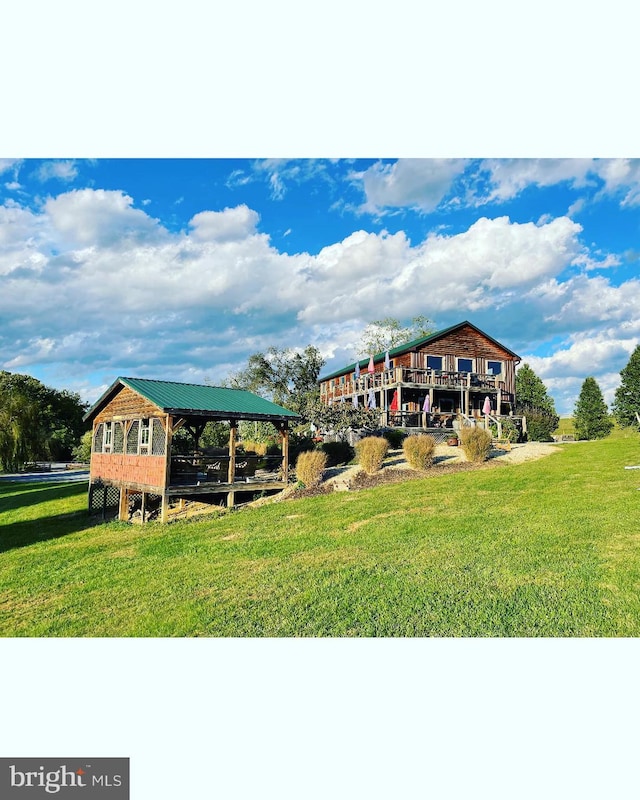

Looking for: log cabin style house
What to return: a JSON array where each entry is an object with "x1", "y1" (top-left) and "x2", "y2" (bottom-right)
[
  {"x1": 84, "y1": 377, "x2": 298, "y2": 522},
  {"x1": 319, "y1": 321, "x2": 521, "y2": 431}
]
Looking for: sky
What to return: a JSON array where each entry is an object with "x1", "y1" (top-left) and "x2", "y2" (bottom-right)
[{"x1": 1, "y1": 157, "x2": 638, "y2": 415}]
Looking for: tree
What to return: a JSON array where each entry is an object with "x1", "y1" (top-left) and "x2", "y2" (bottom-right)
[
  {"x1": 357, "y1": 316, "x2": 435, "y2": 356},
  {"x1": 0, "y1": 371, "x2": 88, "y2": 469},
  {"x1": 573, "y1": 377, "x2": 613, "y2": 440},
  {"x1": 303, "y1": 397, "x2": 379, "y2": 441},
  {"x1": 515, "y1": 363, "x2": 559, "y2": 441},
  {"x1": 612, "y1": 344, "x2": 640, "y2": 429},
  {"x1": 228, "y1": 345, "x2": 325, "y2": 415}
]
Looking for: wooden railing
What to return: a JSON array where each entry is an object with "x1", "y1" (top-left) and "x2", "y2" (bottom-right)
[
  {"x1": 170, "y1": 454, "x2": 284, "y2": 486},
  {"x1": 324, "y1": 368, "x2": 508, "y2": 401}
]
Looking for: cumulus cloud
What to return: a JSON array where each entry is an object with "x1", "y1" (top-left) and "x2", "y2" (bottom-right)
[
  {"x1": 0, "y1": 186, "x2": 635, "y2": 414},
  {"x1": 44, "y1": 189, "x2": 165, "y2": 247},
  {"x1": 189, "y1": 205, "x2": 259, "y2": 242},
  {"x1": 358, "y1": 158, "x2": 468, "y2": 213}
]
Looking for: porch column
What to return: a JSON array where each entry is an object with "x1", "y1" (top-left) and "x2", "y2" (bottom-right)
[
  {"x1": 118, "y1": 487, "x2": 129, "y2": 522},
  {"x1": 227, "y1": 421, "x2": 237, "y2": 507},
  {"x1": 281, "y1": 422, "x2": 289, "y2": 484}
]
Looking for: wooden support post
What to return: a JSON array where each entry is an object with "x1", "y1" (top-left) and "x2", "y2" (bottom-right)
[
  {"x1": 281, "y1": 423, "x2": 289, "y2": 484},
  {"x1": 119, "y1": 487, "x2": 129, "y2": 521},
  {"x1": 161, "y1": 493, "x2": 169, "y2": 523},
  {"x1": 228, "y1": 421, "x2": 237, "y2": 485},
  {"x1": 141, "y1": 491, "x2": 147, "y2": 523}
]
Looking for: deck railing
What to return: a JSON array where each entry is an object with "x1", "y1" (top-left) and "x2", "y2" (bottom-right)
[
  {"x1": 325, "y1": 368, "x2": 508, "y2": 402},
  {"x1": 170, "y1": 453, "x2": 284, "y2": 486}
]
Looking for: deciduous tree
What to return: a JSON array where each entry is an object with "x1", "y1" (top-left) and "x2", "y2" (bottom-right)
[
  {"x1": 515, "y1": 363, "x2": 559, "y2": 441},
  {"x1": 357, "y1": 316, "x2": 435, "y2": 357}
]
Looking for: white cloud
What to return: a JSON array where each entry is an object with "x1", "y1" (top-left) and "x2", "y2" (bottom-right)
[
  {"x1": 358, "y1": 158, "x2": 468, "y2": 213},
  {"x1": 44, "y1": 189, "x2": 165, "y2": 247},
  {"x1": 189, "y1": 205, "x2": 259, "y2": 242},
  {"x1": 0, "y1": 187, "x2": 635, "y2": 416},
  {"x1": 36, "y1": 160, "x2": 78, "y2": 182}
]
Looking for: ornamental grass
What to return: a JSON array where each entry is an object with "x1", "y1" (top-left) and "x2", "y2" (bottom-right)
[
  {"x1": 402, "y1": 434, "x2": 436, "y2": 470},
  {"x1": 355, "y1": 436, "x2": 389, "y2": 474},
  {"x1": 459, "y1": 427, "x2": 493, "y2": 463},
  {"x1": 295, "y1": 450, "x2": 328, "y2": 487}
]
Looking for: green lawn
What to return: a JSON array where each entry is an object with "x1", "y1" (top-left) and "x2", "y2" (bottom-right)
[{"x1": 1, "y1": 431, "x2": 639, "y2": 636}]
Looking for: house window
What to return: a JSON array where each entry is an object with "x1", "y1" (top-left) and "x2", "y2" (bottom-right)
[
  {"x1": 487, "y1": 360, "x2": 502, "y2": 376},
  {"x1": 457, "y1": 358, "x2": 473, "y2": 373},
  {"x1": 426, "y1": 355, "x2": 443, "y2": 370},
  {"x1": 103, "y1": 422, "x2": 113, "y2": 453},
  {"x1": 139, "y1": 419, "x2": 151, "y2": 455}
]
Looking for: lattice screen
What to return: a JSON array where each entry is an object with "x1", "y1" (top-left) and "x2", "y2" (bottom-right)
[
  {"x1": 113, "y1": 421, "x2": 124, "y2": 454},
  {"x1": 152, "y1": 418, "x2": 166, "y2": 455},
  {"x1": 93, "y1": 423, "x2": 104, "y2": 453},
  {"x1": 88, "y1": 483, "x2": 120, "y2": 520},
  {"x1": 127, "y1": 420, "x2": 139, "y2": 454}
]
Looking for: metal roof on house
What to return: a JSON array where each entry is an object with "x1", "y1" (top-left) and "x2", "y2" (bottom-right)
[
  {"x1": 84, "y1": 377, "x2": 299, "y2": 422},
  {"x1": 319, "y1": 320, "x2": 521, "y2": 382}
]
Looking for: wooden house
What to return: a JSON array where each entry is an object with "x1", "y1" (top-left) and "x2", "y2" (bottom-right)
[
  {"x1": 83, "y1": 377, "x2": 298, "y2": 522},
  {"x1": 319, "y1": 321, "x2": 521, "y2": 430}
]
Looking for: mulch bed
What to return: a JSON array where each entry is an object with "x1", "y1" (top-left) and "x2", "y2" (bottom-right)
[{"x1": 347, "y1": 461, "x2": 482, "y2": 490}]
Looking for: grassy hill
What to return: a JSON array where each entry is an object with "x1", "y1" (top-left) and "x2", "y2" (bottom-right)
[{"x1": 1, "y1": 430, "x2": 639, "y2": 636}]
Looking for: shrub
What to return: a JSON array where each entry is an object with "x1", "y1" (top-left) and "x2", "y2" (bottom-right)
[
  {"x1": 381, "y1": 428, "x2": 407, "y2": 448},
  {"x1": 402, "y1": 434, "x2": 436, "y2": 470},
  {"x1": 320, "y1": 441, "x2": 355, "y2": 467},
  {"x1": 524, "y1": 410, "x2": 558, "y2": 442},
  {"x1": 489, "y1": 419, "x2": 520, "y2": 443},
  {"x1": 355, "y1": 436, "x2": 389, "y2": 474},
  {"x1": 239, "y1": 440, "x2": 268, "y2": 456},
  {"x1": 459, "y1": 427, "x2": 492, "y2": 463},
  {"x1": 295, "y1": 450, "x2": 328, "y2": 487}
]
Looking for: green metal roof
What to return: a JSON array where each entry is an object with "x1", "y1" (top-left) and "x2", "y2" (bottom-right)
[
  {"x1": 84, "y1": 377, "x2": 299, "y2": 422},
  {"x1": 319, "y1": 320, "x2": 521, "y2": 382}
]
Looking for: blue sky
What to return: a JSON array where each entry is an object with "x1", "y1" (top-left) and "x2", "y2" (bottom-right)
[{"x1": 1, "y1": 157, "x2": 639, "y2": 415}]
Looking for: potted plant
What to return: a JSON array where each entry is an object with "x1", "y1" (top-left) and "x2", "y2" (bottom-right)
[{"x1": 446, "y1": 432, "x2": 459, "y2": 446}]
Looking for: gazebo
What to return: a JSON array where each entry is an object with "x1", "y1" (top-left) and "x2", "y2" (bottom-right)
[{"x1": 84, "y1": 377, "x2": 299, "y2": 522}]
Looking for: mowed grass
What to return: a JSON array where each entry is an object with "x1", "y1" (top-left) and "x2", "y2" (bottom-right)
[{"x1": 1, "y1": 431, "x2": 639, "y2": 637}]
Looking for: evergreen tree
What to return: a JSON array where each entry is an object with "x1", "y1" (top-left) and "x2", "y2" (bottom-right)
[
  {"x1": 612, "y1": 344, "x2": 640, "y2": 428},
  {"x1": 573, "y1": 376, "x2": 613, "y2": 440},
  {"x1": 515, "y1": 363, "x2": 559, "y2": 441}
]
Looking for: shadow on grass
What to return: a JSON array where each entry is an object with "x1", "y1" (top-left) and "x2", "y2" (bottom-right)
[
  {"x1": 0, "y1": 481, "x2": 98, "y2": 553},
  {"x1": 0, "y1": 480, "x2": 87, "y2": 512}
]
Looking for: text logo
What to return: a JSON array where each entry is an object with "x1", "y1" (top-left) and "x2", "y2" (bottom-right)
[{"x1": 1, "y1": 759, "x2": 129, "y2": 799}]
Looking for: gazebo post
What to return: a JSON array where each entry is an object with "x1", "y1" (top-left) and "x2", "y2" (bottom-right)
[
  {"x1": 227, "y1": 420, "x2": 237, "y2": 507},
  {"x1": 281, "y1": 422, "x2": 289, "y2": 484}
]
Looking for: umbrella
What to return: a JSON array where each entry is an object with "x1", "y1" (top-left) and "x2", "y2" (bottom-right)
[
  {"x1": 482, "y1": 396, "x2": 492, "y2": 415},
  {"x1": 352, "y1": 394, "x2": 358, "y2": 408},
  {"x1": 354, "y1": 361, "x2": 360, "y2": 380},
  {"x1": 367, "y1": 388, "x2": 376, "y2": 409},
  {"x1": 422, "y1": 394, "x2": 431, "y2": 413},
  {"x1": 389, "y1": 390, "x2": 399, "y2": 411},
  {"x1": 367, "y1": 355, "x2": 375, "y2": 374},
  {"x1": 384, "y1": 350, "x2": 391, "y2": 370},
  {"x1": 340, "y1": 394, "x2": 345, "y2": 404}
]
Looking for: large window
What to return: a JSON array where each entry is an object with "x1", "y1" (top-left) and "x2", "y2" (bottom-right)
[
  {"x1": 487, "y1": 360, "x2": 502, "y2": 376},
  {"x1": 457, "y1": 358, "x2": 473, "y2": 373},
  {"x1": 426, "y1": 355, "x2": 443, "y2": 370}
]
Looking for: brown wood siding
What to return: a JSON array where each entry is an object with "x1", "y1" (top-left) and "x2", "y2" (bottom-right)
[
  {"x1": 94, "y1": 385, "x2": 161, "y2": 424},
  {"x1": 320, "y1": 325, "x2": 518, "y2": 397},
  {"x1": 91, "y1": 453, "x2": 167, "y2": 489}
]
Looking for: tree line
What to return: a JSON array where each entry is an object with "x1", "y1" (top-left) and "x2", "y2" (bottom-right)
[
  {"x1": 2, "y1": 322, "x2": 639, "y2": 470},
  {"x1": 0, "y1": 371, "x2": 87, "y2": 471}
]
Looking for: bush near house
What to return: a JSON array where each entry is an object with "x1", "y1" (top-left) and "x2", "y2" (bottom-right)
[
  {"x1": 402, "y1": 435, "x2": 436, "y2": 470},
  {"x1": 459, "y1": 427, "x2": 493, "y2": 463},
  {"x1": 319, "y1": 441, "x2": 355, "y2": 467},
  {"x1": 295, "y1": 450, "x2": 328, "y2": 487},
  {"x1": 355, "y1": 436, "x2": 389, "y2": 474}
]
